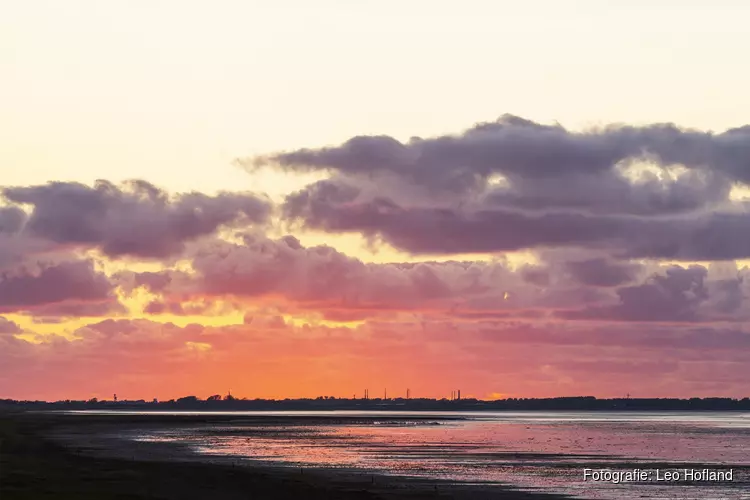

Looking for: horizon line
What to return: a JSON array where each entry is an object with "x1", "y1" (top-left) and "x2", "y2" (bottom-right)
[{"x1": 4, "y1": 395, "x2": 750, "y2": 404}]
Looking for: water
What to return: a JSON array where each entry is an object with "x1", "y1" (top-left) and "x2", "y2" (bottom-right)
[{"x1": 64, "y1": 411, "x2": 750, "y2": 499}]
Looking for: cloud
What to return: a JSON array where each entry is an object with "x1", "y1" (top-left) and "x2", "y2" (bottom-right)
[
  {"x1": 115, "y1": 234, "x2": 750, "y2": 325},
  {"x1": 133, "y1": 271, "x2": 174, "y2": 292},
  {"x1": 0, "y1": 114, "x2": 747, "y2": 401},
  {"x1": 0, "y1": 316, "x2": 21, "y2": 335},
  {"x1": 0, "y1": 206, "x2": 26, "y2": 234},
  {"x1": 245, "y1": 116, "x2": 750, "y2": 260},
  {"x1": 483, "y1": 168, "x2": 730, "y2": 216},
  {"x1": 279, "y1": 173, "x2": 750, "y2": 260},
  {"x1": 28, "y1": 299, "x2": 127, "y2": 319},
  {"x1": 0, "y1": 229, "x2": 57, "y2": 273},
  {"x1": 142, "y1": 298, "x2": 231, "y2": 316},
  {"x1": 0, "y1": 259, "x2": 122, "y2": 315},
  {"x1": 519, "y1": 266, "x2": 551, "y2": 286},
  {"x1": 476, "y1": 320, "x2": 750, "y2": 352},
  {"x1": 2, "y1": 179, "x2": 272, "y2": 259},
  {"x1": 126, "y1": 233, "x2": 527, "y2": 320},
  {"x1": 252, "y1": 114, "x2": 750, "y2": 187},
  {"x1": 243, "y1": 312, "x2": 287, "y2": 329},
  {"x1": 558, "y1": 265, "x2": 750, "y2": 322},
  {"x1": 563, "y1": 258, "x2": 642, "y2": 287}
]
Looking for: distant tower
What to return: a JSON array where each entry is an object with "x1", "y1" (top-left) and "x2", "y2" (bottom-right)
[
  {"x1": 114, "y1": 394, "x2": 117, "y2": 402},
  {"x1": 458, "y1": 390, "x2": 461, "y2": 401},
  {"x1": 384, "y1": 388, "x2": 387, "y2": 400},
  {"x1": 406, "y1": 388, "x2": 410, "y2": 400}
]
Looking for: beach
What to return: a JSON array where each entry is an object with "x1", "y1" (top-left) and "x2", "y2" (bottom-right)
[
  {"x1": 4, "y1": 410, "x2": 750, "y2": 499},
  {"x1": 0, "y1": 412, "x2": 567, "y2": 500}
]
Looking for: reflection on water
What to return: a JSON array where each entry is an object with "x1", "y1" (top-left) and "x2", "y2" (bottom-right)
[{"x1": 78, "y1": 411, "x2": 750, "y2": 499}]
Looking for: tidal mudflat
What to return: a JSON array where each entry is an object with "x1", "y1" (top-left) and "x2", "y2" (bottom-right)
[
  {"x1": 47, "y1": 410, "x2": 750, "y2": 499},
  {"x1": 2, "y1": 411, "x2": 556, "y2": 500}
]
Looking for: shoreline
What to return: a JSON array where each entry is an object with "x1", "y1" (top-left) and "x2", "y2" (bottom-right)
[{"x1": 1, "y1": 411, "x2": 571, "y2": 500}]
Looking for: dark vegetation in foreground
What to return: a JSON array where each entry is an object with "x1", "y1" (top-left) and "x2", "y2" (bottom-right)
[
  {"x1": 2, "y1": 395, "x2": 750, "y2": 412},
  {"x1": 0, "y1": 413, "x2": 565, "y2": 500}
]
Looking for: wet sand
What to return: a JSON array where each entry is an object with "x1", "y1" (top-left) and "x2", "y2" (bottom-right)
[{"x1": 0, "y1": 412, "x2": 569, "y2": 500}]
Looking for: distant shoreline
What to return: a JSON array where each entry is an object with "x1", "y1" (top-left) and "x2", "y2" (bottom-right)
[{"x1": 3, "y1": 395, "x2": 750, "y2": 413}]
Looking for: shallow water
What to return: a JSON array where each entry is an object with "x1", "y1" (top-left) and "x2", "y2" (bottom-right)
[{"x1": 67, "y1": 411, "x2": 750, "y2": 499}]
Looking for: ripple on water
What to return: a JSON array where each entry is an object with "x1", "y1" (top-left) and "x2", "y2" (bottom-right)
[{"x1": 96, "y1": 411, "x2": 750, "y2": 500}]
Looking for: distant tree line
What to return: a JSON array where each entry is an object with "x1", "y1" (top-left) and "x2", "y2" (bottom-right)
[{"x1": 2, "y1": 395, "x2": 750, "y2": 411}]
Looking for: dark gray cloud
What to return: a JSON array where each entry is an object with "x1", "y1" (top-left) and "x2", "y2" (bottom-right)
[
  {"x1": 564, "y1": 258, "x2": 642, "y2": 287},
  {"x1": 283, "y1": 179, "x2": 620, "y2": 252},
  {"x1": 0, "y1": 206, "x2": 26, "y2": 234},
  {"x1": 0, "y1": 234, "x2": 53, "y2": 271},
  {"x1": 143, "y1": 300, "x2": 188, "y2": 315},
  {"x1": 27, "y1": 300, "x2": 127, "y2": 319},
  {"x1": 251, "y1": 114, "x2": 750, "y2": 187},
  {"x1": 134, "y1": 271, "x2": 174, "y2": 293},
  {"x1": 590, "y1": 265, "x2": 708, "y2": 322},
  {"x1": 0, "y1": 259, "x2": 119, "y2": 314},
  {"x1": 0, "y1": 207, "x2": 43, "y2": 271},
  {"x1": 556, "y1": 265, "x2": 750, "y2": 322},
  {"x1": 620, "y1": 210, "x2": 750, "y2": 261},
  {"x1": 708, "y1": 277, "x2": 745, "y2": 314},
  {"x1": 2, "y1": 179, "x2": 272, "y2": 259},
  {"x1": 520, "y1": 266, "x2": 550, "y2": 286},
  {"x1": 281, "y1": 176, "x2": 750, "y2": 260},
  {"x1": 0, "y1": 316, "x2": 21, "y2": 335},
  {"x1": 483, "y1": 169, "x2": 730, "y2": 216},
  {"x1": 253, "y1": 116, "x2": 750, "y2": 260}
]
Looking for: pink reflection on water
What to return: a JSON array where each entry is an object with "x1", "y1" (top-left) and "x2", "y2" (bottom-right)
[{"x1": 130, "y1": 412, "x2": 750, "y2": 499}]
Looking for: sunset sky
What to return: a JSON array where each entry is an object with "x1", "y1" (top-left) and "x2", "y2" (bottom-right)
[{"x1": 3, "y1": 0, "x2": 750, "y2": 401}]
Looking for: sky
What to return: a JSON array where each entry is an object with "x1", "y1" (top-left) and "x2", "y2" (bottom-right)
[{"x1": 2, "y1": 0, "x2": 750, "y2": 401}]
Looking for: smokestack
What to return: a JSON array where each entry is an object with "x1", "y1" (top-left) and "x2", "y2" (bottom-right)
[{"x1": 458, "y1": 390, "x2": 461, "y2": 400}]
